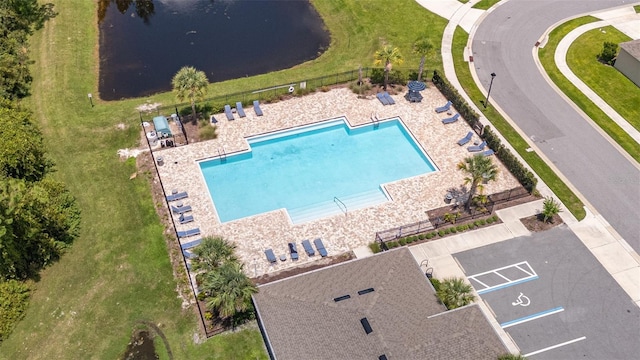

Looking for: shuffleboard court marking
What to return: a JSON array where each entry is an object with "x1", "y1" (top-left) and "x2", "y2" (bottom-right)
[{"x1": 467, "y1": 261, "x2": 538, "y2": 294}]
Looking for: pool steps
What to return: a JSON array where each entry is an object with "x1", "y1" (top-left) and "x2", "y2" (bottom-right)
[{"x1": 288, "y1": 189, "x2": 388, "y2": 224}]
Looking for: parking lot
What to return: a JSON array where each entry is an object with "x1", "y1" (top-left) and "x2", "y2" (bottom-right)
[{"x1": 454, "y1": 226, "x2": 640, "y2": 359}]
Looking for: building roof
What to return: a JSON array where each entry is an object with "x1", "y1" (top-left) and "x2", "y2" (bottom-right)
[
  {"x1": 253, "y1": 248, "x2": 507, "y2": 360},
  {"x1": 619, "y1": 39, "x2": 640, "y2": 60}
]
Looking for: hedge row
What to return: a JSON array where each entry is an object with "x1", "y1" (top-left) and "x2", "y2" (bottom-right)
[
  {"x1": 371, "y1": 215, "x2": 499, "y2": 253},
  {"x1": 432, "y1": 70, "x2": 537, "y2": 192}
]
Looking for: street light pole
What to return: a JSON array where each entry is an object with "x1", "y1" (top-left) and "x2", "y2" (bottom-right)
[
  {"x1": 88, "y1": 93, "x2": 93, "y2": 108},
  {"x1": 483, "y1": 72, "x2": 496, "y2": 109}
]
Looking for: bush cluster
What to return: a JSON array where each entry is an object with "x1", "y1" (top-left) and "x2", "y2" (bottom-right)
[
  {"x1": 369, "y1": 68, "x2": 408, "y2": 86},
  {"x1": 432, "y1": 70, "x2": 537, "y2": 193}
]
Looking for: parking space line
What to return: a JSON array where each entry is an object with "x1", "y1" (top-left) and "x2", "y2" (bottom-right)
[
  {"x1": 500, "y1": 307, "x2": 564, "y2": 328},
  {"x1": 524, "y1": 336, "x2": 586, "y2": 357},
  {"x1": 467, "y1": 261, "x2": 538, "y2": 294}
]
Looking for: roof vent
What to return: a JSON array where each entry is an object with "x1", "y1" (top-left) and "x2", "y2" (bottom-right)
[
  {"x1": 379, "y1": 355, "x2": 388, "y2": 360},
  {"x1": 333, "y1": 294, "x2": 351, "y2": 302},
  {"x1": 360, "y1": 317, "x2": 373, "y2": 334},
  {"x1": 358, "y1": 288, "x2": 375, "y2": 295}
]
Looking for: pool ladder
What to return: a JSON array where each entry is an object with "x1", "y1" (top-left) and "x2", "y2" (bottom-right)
[
  {"x1": 333, "y1": 196, "x2": 347, "y2": 216},
  {"x1": 371, "y1": 113, "x2": 380, "y2": 129},
  {"x1": 217, "y1": 148, "x2": 227, "y2": 163}
]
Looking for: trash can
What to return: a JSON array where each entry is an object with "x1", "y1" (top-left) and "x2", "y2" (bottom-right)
[
  {"x1": 444, "y1": 193, "x2": 453, "y2": 204},
  {"x1": 156, "y1": 156, "x2": 164, "y2": 166}
]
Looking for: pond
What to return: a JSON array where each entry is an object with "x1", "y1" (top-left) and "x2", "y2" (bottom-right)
[{"x1": 98, "y1": 0, "x2": 330, "y2": 101}]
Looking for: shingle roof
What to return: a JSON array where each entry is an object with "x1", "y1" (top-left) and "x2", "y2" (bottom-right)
[
  {"x1": 253, "y1": 248, "x2": 507, "y2": 360},
  {"x1": 620, "y1": 39, "x2": 640, "y2": 59}
]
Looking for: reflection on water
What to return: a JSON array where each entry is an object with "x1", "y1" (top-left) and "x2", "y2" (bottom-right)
[{"x1": 98, "y1": 0, "x2": 330, "y2": 100}]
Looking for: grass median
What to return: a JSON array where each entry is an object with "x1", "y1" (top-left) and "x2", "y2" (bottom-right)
[
  {"x1": 0, "y1": 1, "x2": 448, "y2": 358},
  {"x1": 452, "y1": 26, "x2": 586, "y2": 220},
  {"x1": 538, "y1": 18, "x2": 640, "y2": 163}
]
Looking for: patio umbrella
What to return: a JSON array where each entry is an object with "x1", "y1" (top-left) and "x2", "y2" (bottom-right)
[{"x1": 407, "y1": 80, "x2": 427, "y2": 91}]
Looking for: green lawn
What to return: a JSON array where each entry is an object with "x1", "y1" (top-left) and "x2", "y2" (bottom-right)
[
  {"x1": 452, "y1": 26, "x2": 586, "y2": 220},
  {"x1": 0, "y1": 1, "x2": 447, "y2": 359},
  {"x1": 538, "y1": 17, "x2": 640, "y2": 163},
  {"x1": 567, "y1": 26, "x2": 639, "y2": 132},
  {"x1": 634, "y1": 5, "x2": 640, "y2": 13},
  {"x1": 472, "y1": 0, "x2": 502, "y2": 10}
]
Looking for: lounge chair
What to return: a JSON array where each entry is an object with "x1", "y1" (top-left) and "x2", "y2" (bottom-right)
[
  {"x1": 482, "y1": 149, "x2": 495, "y2": 157},
  {"x1": 180, "y1": 238, "x2": 202, "y2": 250},
  {"x1": 179, "y1": 213, "x2": 194, "y2": 224},
  {"x1": 467, "y1": 141, "x2": 487, "y2": 152},
  {"x1": 313, "y1": 238, "x2": 328, "y2": 257},
  {"x1": 253, "y1": 100, "x2": 263, "y2": 116},
  {"x1": 435, "y1": 100, "x2": 452, "y2": 113},
  {"x1": 383, "y1": 92, "x2": 395, "y2": 105},
  {"x1": 224, "y1": 104, "x2": 234, "y2": 121},
  {"x1": 166, "y1": 191, "x2": 188, "y2": 202},
  {"x1": 288, "y1": 242, "x2": 299, "y2": 261},
  {"x1": 302, "y1": 239, "x2": 315, "y2": 256},
  {"x1": 442, "y1": 113, "x2": 460, "y2": 124},
  {"x1": 177, "y1": 227, "x2": 201, "y2": 238},
  {"x1": 407, "y1": 90, "x2": 423, "y2": 103},
  {"x1": 264, "y1": 249, "x2": 277, "y2": 264},
  {"x1": 236, "y1": 102, "x2": 246, "y2": 118},
  {"x1": 182, "y1": 249, "x2": 196, "y2": 259},
  {"x1": 376, "y1": 92, "x2": 390, "y2": 106},
  {"x1": 171, "y1": 204, "x2": 192, "y2": 215},
  {"x1": 457, "y1": 131, "x2": 473, "y2": 146}
]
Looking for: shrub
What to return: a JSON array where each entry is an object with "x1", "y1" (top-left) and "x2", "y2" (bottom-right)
[
  {"x1": 598, "y1": 41, "x2": 618, "y2": 65},
  {"x1": 457, "y1": 225, "x2": 466, "y2": 232},
  {"x1": 320, "y1": 85, "x2": 331, "y2": 92},
  {"x1": 429, "y1": 277, "x2": 441, "y2": 291},
  {"x1": 369, "y1": 68, "x2": 407, "y2": 86},
  {"x1": 197, "y1": 291, "x2": 206, "y2": 301},
  {"x1": 387, "y1": 241, "x2": 399, "y2": 249},
  {"x1": 426, "y1": 232, "x2": 435, "y2": 239},
  {"x1": 369, "y1": 242, "x2": 382, "y2": 254},
  {"x1": 349, "y1": 80, "x2": 372, "y2": 95},
  {"x1": 418, "y1": 234, "x2": 426, "y2": 240},
  {"x1": 541, "y1": 196, "x2": 563, "y2": 223},
  {"x1": 0, "y1": 280, "x2": 30, "y2": 341},
  {"x1": 438, "y1": 230, "x2": 446, "y2": 237},
  {"x1": 450, "y1": 227, "x2": 458, "y2": 233},
  {"x1": 479, "y1": 219, "x2": 486, "y2": 225},
  {"x1": 444, "y1": 228, "x2": 451, "y2": 234},
  {"x1": 443, "y1": 212, "x2": 460, "y2": 224},
  {"x1": 204, "y1": 311, "x2": 213, "y2": 321},
  {"x1": 294, "y1": 87, "x2": 314, "y2": 96},
  {"x1": 198, "y1": 120, "x2": 218, "y2": 140},
  {"x1": 398, "y1": 238, "x2": 407, "y2": 246}
]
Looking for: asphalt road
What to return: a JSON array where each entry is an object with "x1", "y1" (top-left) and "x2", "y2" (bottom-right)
[
  {"x1": 470, "y1": 0, "x2": 640, "y2": 251},
  {"x1": 454, "y1": 226, "x2": 640, "y2": 359}
]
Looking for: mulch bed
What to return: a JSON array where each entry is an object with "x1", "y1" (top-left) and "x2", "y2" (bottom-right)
[
  {"x1": 520, "y1": 213, "x2": 563, "y2": 232},
  {"x1": 253, "y1": 252, "x2": 355, "y2": 285}
]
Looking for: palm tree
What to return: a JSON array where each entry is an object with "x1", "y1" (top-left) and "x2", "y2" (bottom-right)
[
  {"x1": 201, "y1": 262, "x2": 257, "y2": 318},
  {"x1": 436, "y1": 277, "x2": 476, "y2": 309},
  {"x1": 413, "y1": 39, "x2": 434, "y2": 82},
  {"x1": 457, "y1": 154, "x2": 498, "y2": 212},
  {"x1": 171, "y1": 66, "x2": 208, "y2": 121},
  {"x1": 541, "y1": 196, "x2": 562, "y2": 223},
  {"x1": 192, "y1": 236, "x2": 238, "y2": 272},
  {"x1": 373, "y1": 45, "x2": 404, "y2": 90}
]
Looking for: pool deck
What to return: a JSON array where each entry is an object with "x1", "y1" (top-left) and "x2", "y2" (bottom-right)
[{"x1": 155, "y1": 87, "x2": 520, "y2": 277}]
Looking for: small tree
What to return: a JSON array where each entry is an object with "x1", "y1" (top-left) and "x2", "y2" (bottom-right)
[
  {"x1": 413, "y1": 38, "x2": 434, "y2": 82},
  {"x1": 597, "y1": 42, "x2": 618, "y2": 65},
  {"x1": 200, "y1": 262, "x2": 257, "y2": 319},
  {"x1": 373, "y1": 45, "x2": 404, "y2": 90},
  {"x1": 457, "y1": 155, "x2": 498, "y2": 212},
  {"x1": 541, "y1": 196, "x2": 562, "y2": 223},
  {"x1": 172, "y1": 66, "x2": 209, "y2": 121},
  {"x1": 436, "y1": 277, "x2": 476, "y2": 309},
  {"x1": 192, "y1": 236, "x2": 238, "y2": 272}
]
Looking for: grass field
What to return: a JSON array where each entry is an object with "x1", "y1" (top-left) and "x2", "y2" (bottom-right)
[
  {"x1": 451, "y1": 26, "x2": 586, "y2": 220},
  {"x1": 566, "y1": 26, "x2": 639, "y2": 132},
  {"x1": 473, "y1": 0, "x2": 501, "y2": 10},
  {"x1": 0, "y1": 1, "x2": 447, "y2": 359},
  {"x1": 538, "y1": 17, "x2": 640, "y2": 163}
]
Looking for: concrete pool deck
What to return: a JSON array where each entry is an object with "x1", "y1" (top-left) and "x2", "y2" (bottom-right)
[{"x1": 154, "y1": 87, "x2": 520, "y2": 277}]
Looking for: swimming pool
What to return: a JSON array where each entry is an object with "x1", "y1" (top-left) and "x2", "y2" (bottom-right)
[{"x1": 199, "y1": 117, "x2": 437, "y2": 223}]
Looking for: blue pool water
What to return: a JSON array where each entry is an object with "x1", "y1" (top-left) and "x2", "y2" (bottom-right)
[{"x1": 199, "y1": 118, "x2": 436, "y2": 223}]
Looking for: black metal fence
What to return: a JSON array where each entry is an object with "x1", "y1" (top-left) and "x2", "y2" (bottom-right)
[{"x1": 375, "y1": 187, "x2": 531, "y2": 250}]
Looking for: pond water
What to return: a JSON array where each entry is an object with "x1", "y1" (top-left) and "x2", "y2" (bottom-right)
[{"x1": 98, "y1": 0, "x2": 330, "y2": 100}]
